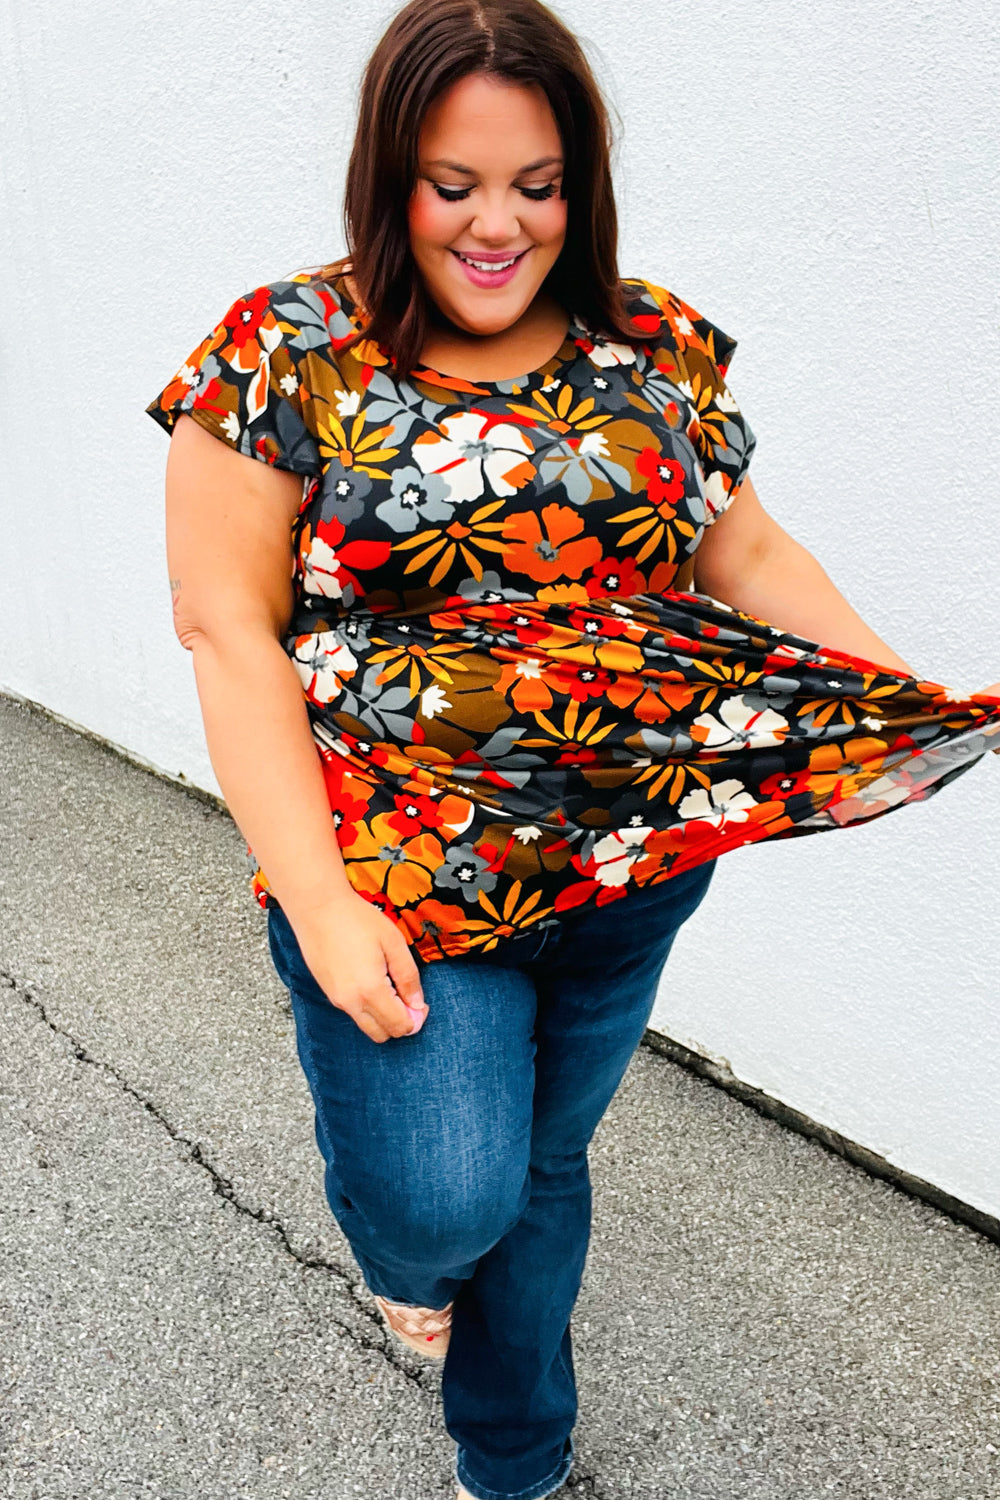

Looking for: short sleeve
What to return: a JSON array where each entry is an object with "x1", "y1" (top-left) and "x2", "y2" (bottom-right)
[
  {"x1": 632, "y1": 278, "x2": 757, "y2": 525},
  {"x1": 145, "y1": 280, "x2": 322, "y2": 476}
]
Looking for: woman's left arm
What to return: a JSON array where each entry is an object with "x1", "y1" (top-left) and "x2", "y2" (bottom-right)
[{"x1": 693, "y1": 473, "x2": 919, "y2": 676}]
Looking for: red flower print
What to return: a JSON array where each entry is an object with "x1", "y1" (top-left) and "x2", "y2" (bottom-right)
[
  {"x1": 224, "y1": 288, "x2": 271, "y2": 349},
  {"x1": 338, "y1": 731, "x2": 392, "y2": 769},
  {"x1": 586, "y1": 556, "x2": 643, "y2": 599},
  {"x1": 554, "y1": 741, "x2": 601, "y2": 765},
  {"x1": 557, "y1": 665, "x2": 611, "y2": 704},
  {"x1": 759, "y1": 767, "x2": 813, "y2": 801},
  {"x1": 566, "y1": 604, "x2": 632, "y2": 639},
  {"x1": 360, "y1": 889, "x2": 401, "y2": 924},
  {"x1": 637, "y1": 448, "x2": 686, "y2": 513},
  {"x1": 149, "y1": 271, "x2": 1000, "y2": 967},
  {"x1": 323, "y1": 775, "x2": 374, "y2": 851},
  {"x1": 385, "y1": 792, "x2": 448, "y2": 839}
]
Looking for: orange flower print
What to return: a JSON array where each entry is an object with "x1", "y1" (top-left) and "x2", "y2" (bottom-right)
[
  {"x1": 149, "y1": 271, "x2": 1000, "y2": 967},
  {"x1": 607, "y1": 673, "x2": 697, "y2": 723},
  {"x1": 494, "y1": 656, "x2": 555, "y2": 714},
  {"x1": 398, "y1": 897, "x2": 496, "y2": 958},
  {"x1": 503, "y1": 503, "x2": 602, "y2": 583},
  {"x1": 806, "y1": 735, "x2": 888, "y2": 806},
  {"x1": 347, "y1": 812, "x2": 445, "y2": 907}
]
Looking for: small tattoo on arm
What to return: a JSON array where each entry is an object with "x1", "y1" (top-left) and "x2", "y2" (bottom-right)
[{"x1": 170, "y1": 577, "x2": 181, "y2": 613}]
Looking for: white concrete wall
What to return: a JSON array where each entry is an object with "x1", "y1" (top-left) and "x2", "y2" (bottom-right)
[{"x1": 2, "y1": 0, "x2": 997, "y2": 1217}]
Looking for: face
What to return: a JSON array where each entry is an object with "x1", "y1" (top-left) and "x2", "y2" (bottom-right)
[{"x1": 407, "y1": 72, "x2": 568, "y2": 337}]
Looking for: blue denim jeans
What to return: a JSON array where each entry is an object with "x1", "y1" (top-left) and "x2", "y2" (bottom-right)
[{"x1": 266, "y1": 859, "x2": 715, "y2": 1500}]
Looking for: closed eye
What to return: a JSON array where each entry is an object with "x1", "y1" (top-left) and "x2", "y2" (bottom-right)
[{"x1": 432, "y1": 183, "x2": 559, "y2": 203}]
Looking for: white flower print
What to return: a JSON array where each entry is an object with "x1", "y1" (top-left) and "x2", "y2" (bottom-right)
[
  {"x1": 678, "y1": 778, "x2": 758, "y2": 826},
  {"x1": 302, "y1": 537, "x2": 344, "y2": 598},
  {"x1": 412, "y1": 410, "x2": 535, "y2": 503},
  {"x1": 335, "y1": 389, "x2": 361, "y2": 417},
  {"x1": 692, "y1": 694, "x2": 790, "y2": 751},
  {"x1": 587, "y1": 338, "x2": 638, "y2": 369},
  {"x1": 703, "y1": 469, "x2": 731, "y2": 519},
  {"x1": 292, "y1": 634, "x2": 358, "y2": 705},
  {"x1": 220, "y1": 412, "x2": 241, "y2": 443},
  {"x1": 178, "y1": 361, "x2": 199, "y2": 388},
  {"x1": 772, "y1": 641, "x2": 810, "y2": 660},
  {"x1": 514, "y1": 825, "x2": 543, "y2": 843},
  {"x1": 279, "y1": 371, "x2": 299, "y2": 396},
  {"x1": 578, "y1": 430, "x2": 610, "y2": 457},
  {"x1": 420, "y1": 684, "x2": 453, "y2": 719},
  {"x1": 590, "y1": 825, "x2": 652, "y2": 887},
  {"x1": 714, "y1": 386, "x2": 741, "y2": 413}
]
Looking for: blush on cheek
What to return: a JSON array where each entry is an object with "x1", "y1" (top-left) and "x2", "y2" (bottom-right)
[
  {"x1": 408, "y1": 190, "x2": 450, "y2": 244},
  {"x1": 534, "y1": 200, "x2": 568, "y2": 244}
]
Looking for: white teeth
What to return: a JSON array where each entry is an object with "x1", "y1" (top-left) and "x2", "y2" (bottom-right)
[{"x1": 457, "y1": 252, "x2": 519, "y2": 272}]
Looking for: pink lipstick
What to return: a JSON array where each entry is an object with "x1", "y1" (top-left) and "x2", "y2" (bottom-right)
[{"x1": 450, "y1": 247, "x2": 529, "y2": 288}]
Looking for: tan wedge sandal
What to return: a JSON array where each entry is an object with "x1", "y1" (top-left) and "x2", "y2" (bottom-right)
[{"x1": 373, "y1": 1293, "x2": 454, "y2": 1358}]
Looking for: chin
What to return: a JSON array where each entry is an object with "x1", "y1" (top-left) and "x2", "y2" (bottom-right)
[
  {"x1": 454, "y1": 305, "x2": 532, "y2": 335},
  {"x1": 445, "y1": 287, "x2": 545, "y2": 332}
]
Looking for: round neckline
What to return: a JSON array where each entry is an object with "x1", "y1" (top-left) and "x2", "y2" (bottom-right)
[{"x1": 333, "y1": 271, "x2": 590, "y2": 392}]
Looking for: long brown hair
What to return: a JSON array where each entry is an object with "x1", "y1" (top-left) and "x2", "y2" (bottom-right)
[{"x1": 311, "y1": 0, "x2": 649, "y2": 378}]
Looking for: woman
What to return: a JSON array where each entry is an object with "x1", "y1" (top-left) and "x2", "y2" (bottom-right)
[{"x1": 146, "y1": 2, "x2": 1000, "y2": 1496}]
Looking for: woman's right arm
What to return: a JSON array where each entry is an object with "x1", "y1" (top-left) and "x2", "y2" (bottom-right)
[{"x1": 164, "y1": 414, "x2": 426, "y2": 1043}]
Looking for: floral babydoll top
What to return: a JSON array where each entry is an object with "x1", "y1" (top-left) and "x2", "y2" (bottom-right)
[{"x1": 147, "y1": 270, "x2": 1000, "y2": 961}]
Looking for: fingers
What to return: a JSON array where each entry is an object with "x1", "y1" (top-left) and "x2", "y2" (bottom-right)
[
  {"x1": 295, "y1": 898, "x2": 427, "y2": 1044},
  {"x1": 383, "y1": 926, "x2": 426, "y2": 1012},
  {"x1": 356, "y1": 971, "x2": 423, "y2": 1042},
  {"x1": 351, "y1": 1008, "x2": 392, "y2": 1045}
]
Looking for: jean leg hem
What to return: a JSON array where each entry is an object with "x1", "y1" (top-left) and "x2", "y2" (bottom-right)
[{"x1": 455, "y1": 1434, "x2": 574, "y2": 1500}]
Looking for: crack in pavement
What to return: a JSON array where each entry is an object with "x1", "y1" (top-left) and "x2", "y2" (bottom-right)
[
  {"x1": 3, "y1": 966, "x2": 622, "y2": 1497},
  {"x1": 0, "y1": 968, "x2": 434, "y2": 1396}
]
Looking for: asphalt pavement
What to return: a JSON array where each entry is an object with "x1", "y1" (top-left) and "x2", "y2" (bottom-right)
[{"x1": 2, "y1": 691, "x2": 998, "y2": 1499}]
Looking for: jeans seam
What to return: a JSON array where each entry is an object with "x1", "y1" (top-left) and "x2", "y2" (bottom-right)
[{"x1": 455, "y1": 1433, "x2": 574, "y2": 1500}]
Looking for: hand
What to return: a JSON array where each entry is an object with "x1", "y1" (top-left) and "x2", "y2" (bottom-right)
[{"x1": 289, "y1": 889, "x2": 428, "y2": 1044}]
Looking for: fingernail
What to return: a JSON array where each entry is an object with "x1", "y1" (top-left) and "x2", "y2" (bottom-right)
[{"x1": 404, "y1": 1003, "x2": 427, "y2": 1034}]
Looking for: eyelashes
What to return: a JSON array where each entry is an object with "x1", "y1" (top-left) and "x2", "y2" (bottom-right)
[{"x1": 431, "y1": 183, "x2": 560, "y2": 203}]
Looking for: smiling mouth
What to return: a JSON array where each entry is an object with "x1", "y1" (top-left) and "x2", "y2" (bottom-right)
[{"x1": 450, "y1": 248, "x2": 529, "y2": 273}]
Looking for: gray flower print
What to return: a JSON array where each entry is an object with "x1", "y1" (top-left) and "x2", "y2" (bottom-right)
[
  {"x1": 319, "y1": 462, "x2": 373, "y2": 525},
  {"x1": 375, "y1": 465, "x2": 453, "y2": 533},
  {"x1": 433, "y1": 844, "x2": 499, "y2": 903}
]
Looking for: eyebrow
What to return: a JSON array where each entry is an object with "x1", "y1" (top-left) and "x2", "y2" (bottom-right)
[{"x1": 423, "y1": 155, "x2": 564, "y2": 175}]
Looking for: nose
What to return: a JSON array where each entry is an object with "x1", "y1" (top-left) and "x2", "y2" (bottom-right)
[{"x1": 469, "y1": 190, "x2": 522, "y2": 245}]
